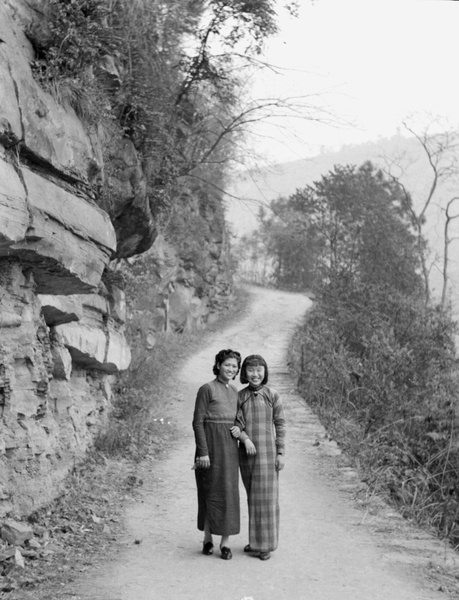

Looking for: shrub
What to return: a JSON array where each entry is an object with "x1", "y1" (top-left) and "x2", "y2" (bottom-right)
[{"x1": 290, "y1": 281, "x2": 459, "y2": 544}]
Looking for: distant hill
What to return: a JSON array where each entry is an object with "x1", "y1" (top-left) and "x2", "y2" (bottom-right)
[
  {"x1": 227, "y1": 134, "x2": 432, "y2": 234},
  {"x1": 226, "y1": 134, "x2": 459, "y2": 315}
]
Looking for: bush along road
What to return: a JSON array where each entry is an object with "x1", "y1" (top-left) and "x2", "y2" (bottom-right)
[{"x1": 68, "y1": 287, "x2": 459, "y2": 599}]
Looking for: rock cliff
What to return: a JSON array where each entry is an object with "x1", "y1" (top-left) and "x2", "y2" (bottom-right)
[{"x1": 0, "y1": 1, "x2": 232, "y2": 516}]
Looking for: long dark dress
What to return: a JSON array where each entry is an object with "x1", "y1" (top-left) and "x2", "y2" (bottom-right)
[
  {"x1": 192, "y1": 378, "x2": 240, "y2": 536},
  {"x1": 236, "y1": 385, "x2": 286, "y2": 552}
]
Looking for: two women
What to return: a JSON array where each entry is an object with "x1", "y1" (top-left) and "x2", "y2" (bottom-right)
[{"x1": 192, "y1": 351, "x2": 285, "y2": 561}]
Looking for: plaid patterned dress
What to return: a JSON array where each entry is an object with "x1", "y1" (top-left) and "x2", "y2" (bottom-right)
[
  {"x1": 192, "y1": 379, "x2": 240, "y2": 536},
  {"x1": 236, "y1": 385, "x2": 286, "y2": 552}
]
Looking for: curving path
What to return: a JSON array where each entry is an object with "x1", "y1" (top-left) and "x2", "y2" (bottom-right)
[{"x1": 75, "y1": 286, "x2": 459, "y2": 600}]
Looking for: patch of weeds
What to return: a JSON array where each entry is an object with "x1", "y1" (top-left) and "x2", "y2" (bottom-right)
[
  {"x1": 289, "y1": 284, "x2": 459, "y2": 549},
  {"x1": 94, "y1": 330, "x2": 195, "y2": 460},
  {"x1": 0, "y1": 455, "x2": 134, "y2": 600}
]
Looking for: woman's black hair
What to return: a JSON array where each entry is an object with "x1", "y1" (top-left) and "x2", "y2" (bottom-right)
[
  {"x1": 212, "y1": 349, "x2": 242, "y2": 378},
  {"x1": 240, "y1": 354, "x2": 269, "y2": 385}
]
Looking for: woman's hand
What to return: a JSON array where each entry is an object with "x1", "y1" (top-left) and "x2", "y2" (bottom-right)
[
  {"x1": 196, "y1": 455, "x2": 211, "y2": 468},
  {"x1": 244, "y1": 439, "x2": 257, "y2": 456},
  {"x1": 275, "y1": 455, "x2": 285, "y2": 471},
  {"x1": 229, "y1": 426, "x2": 241, "y2": 438}
]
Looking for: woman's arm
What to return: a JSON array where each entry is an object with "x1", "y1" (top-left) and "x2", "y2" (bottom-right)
[
  {"x1": 272, "y1": 390, "x2": 286, "y2": 469},
  {"x1": 234, "y1": 393, "x2": 256, "y2": 454},
  {"x1": 192, "y1": 384, "x2": 211, "y2": 458}
]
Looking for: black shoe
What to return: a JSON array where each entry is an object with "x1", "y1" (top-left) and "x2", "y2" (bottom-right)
[
  {"x1": 244, "y1": 544, "x2": 253, "y2": 553},
  {"x1": 259, "y1": 551, "x2": 271, "y2": 560},
  {"x1": 202, "y1": 541, "x2": 213, "y2": 555},
  {"x1": 220, "y1": 546, "x2": 232, "y2": 560}
]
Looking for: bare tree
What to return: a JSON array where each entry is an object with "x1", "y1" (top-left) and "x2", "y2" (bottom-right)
[
  {"x1": 441, "y1": 196, "x2": 459, "y2": 307},
  {"x1": 383, "y1": 118, "x2": 459, "y2": 305}
]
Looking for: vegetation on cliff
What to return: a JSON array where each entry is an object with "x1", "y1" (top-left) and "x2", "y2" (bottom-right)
[{"x1": 27, "y1": 0, "x2": 297, "y2": 259}]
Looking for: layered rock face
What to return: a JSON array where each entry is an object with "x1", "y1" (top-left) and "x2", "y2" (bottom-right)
[
  {"x1": 0, "y1": 2, "x2": 233, "y2": 517},
  {"x1": 0, "y1": 2, "x2": 132, "y2": 516}
]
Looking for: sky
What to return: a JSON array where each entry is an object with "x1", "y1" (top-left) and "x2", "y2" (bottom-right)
[{"x1": 245, "y1": 0, "x2": 459, "y2": 164}]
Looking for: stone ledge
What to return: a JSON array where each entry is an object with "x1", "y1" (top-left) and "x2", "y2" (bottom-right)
[
  {"x1": 54, "y1": 322, "x2": 130, "y2": 373},
  {"x1": 5, "y1": 170, "x2": 117, "y2": 294}
]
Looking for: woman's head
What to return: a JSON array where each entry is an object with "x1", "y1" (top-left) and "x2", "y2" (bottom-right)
[
  {"x1": 240, "y1": 354, "x2": 269, "y2": 386},
  {"x1": 212, "y1": 349, "x2": 242, "y2": 379}
]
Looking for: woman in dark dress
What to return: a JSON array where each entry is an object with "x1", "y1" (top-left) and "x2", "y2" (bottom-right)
[{"x1": 192, "y1": 349, "x2": 242, "y2": 560}]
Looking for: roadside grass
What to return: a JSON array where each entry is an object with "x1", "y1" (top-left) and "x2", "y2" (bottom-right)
[
  {"x1": 93, "y1": 330, "x2": 196, "y2": 460},
  {"x1": 288, "y1": 295, "x2": 459, "y2": 550},
  {"x1": 0, "y1": 285, "x2": 250, "y2": 600}
]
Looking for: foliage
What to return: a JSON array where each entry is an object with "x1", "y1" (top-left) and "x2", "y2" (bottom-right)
[
  {"x1": 165, "y1": 176, "x2": 225, "y2": 268},
  {"x1": 109, "y1": 167, "x2": 234, "y2": 320},
  {"x1": 261, "y1": 162, "x2": 423, "y2": 293},
  {"x1": 291, "y1": 284, "x2": 459, "y2": 540},
  {"x1": 282, "y1": 164, "x2": 459, "y2": 545},
  {"x1": 267, "y1": 158, "x2": 459, "y2": 546},
  {"x1": 260, "y1": 201, "x2": 318, "y2": 290},
  {"x1": 233, "y1": 232, "x2": 274, "y2": 285},
  {"x1": 30, "y1": 0, "x2": 117, "y2": 119},
  {"x1": 28, "y1": 0, "x2": 295, "y2": 220}
]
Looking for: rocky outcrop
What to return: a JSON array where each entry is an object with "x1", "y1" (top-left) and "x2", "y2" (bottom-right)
[
  {"x1": 0, "y1": 1, "x2": 131, "y2": 517},
  {"x1": 0, "y1": 0, "x2": 233, "y2": 518},
  {"x1": 1, "y1": 164, "x2": 116, "y2": 293}
]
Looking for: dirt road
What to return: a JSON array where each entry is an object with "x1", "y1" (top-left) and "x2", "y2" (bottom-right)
[{"x1": 76, "y1": 286, "x2": 459, "y2": 600}]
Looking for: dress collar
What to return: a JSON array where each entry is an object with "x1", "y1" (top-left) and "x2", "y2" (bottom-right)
[{"x1": 248, "y1": 384, "x2": 264, "y2": 392}]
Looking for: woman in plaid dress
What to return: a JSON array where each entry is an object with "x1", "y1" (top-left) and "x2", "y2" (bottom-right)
[{"x1": 234, "y1": 355, "x2": 286, "y2": 561}]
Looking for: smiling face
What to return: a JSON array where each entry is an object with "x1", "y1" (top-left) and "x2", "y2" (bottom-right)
[
  {"x1": 218, "y1": 357, "x2": 239, "y2": 383},
  {"x1": 245, "y1": 364, "x2": 266, "y2": 387}
]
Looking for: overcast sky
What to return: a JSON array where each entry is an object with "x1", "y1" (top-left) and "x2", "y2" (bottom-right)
[{"x1": 246, "y1": 0, "x2": 459, "y2": 164}]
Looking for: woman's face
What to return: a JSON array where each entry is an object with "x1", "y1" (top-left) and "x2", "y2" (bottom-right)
[
  {"x1": 245, "y1": 364, "x2": 265, "y2": 387},
  {"x1": 218, "y1": 357, "x2": 239, "y2": 383}
]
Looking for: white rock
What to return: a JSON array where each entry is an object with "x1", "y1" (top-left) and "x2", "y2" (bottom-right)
[
  {"x1": 38, "y1": 295, "x2": 84, "y2": 325},
  {"x1": 78, "y1": 294, "x2": 110, "y2": 314},
  {"x1": 10, "y1": 170, "x2": 116, "y2": 294},
  {"x1": 0, "y1": 158, "x2": 28, "y2": 249},
  {"x1": 0, "y1": 311, "x2": 22, "y2": 328},
  {"x1": 54, "y1": 322, "x2": 107, "y2": 367},
  {"x1": 51, "y1": 343, "x2": 73, "y2": 381},
  {"x1": 0, "y1": 45, "x2": 23, "y2": 145},
  {"x1": 1, "y1": 519, "x2": 33, "y2": 546},
  {"x1": 22, "y1": 168, "x2": 116, "y2": 251},
  {"x1": 105, "y1": 327, "x2": 131, "y2": 371},
  {"x1": 55, "y1": 321, "x2": 131, "y2": 372},
  {"x1": 108, "y1": 287, "x2": 127, "y2": 323}
]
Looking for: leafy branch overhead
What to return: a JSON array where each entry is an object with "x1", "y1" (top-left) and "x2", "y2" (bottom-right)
[{"x1": 27, "y1": 0, "x2": 301, "y2": 218}]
